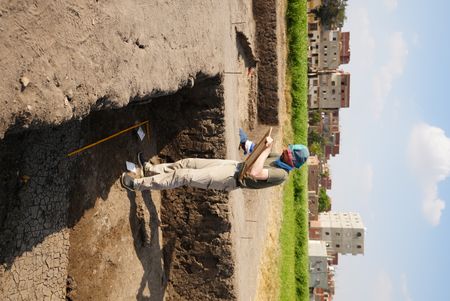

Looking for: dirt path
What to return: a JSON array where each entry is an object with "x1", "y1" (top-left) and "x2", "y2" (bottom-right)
[{"x1": 228, "y1": 1, "x2": 288, "y2": 300}]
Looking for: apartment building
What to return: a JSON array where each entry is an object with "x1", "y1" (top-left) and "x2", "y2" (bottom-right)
[
  {"x1": 312, "y1": 288, "x2": 333, "y2": 301},
  {"x1": 320, "y1": 162, "x2": 332, "y2": 189},
  {"x1": 308, "y1": 30, "x2": 350, "y2": 72},
  {"x1": 322, "y1": 110, "x2": 339, "y2": 133},
  {"x1": 309, "y1": 212, "x2": 365, "y2": 256},
  {"x1": 308, "y1": 155, "x2": 321, "y2": 193},
  {"x1": 309, "y1": 191, "x2": 319, "y2": 221},
  {"x1": 321, "y1": 110, "x2": 341, "y2": 159},
  {"x1": 309, "y1": 240, "x2": 336, "y2": 301},
  {"x1": 308, "y1": 21, "x2": 321, "y2": 70},
  {"x1": 324, "y1": 131, "x2": 340, "y2": 159},
  {"x1": 308, "y1": 71, "x2": 350, "y2": 110},
  {"x1": 309, "y1": 240, "x2": 329, "y2": 289}
]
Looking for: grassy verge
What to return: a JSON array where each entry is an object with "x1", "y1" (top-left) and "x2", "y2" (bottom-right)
[{"x1": 280, "y1": 0, "x2": 309, "y2": 300}]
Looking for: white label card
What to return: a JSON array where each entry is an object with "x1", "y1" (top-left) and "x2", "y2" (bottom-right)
[
  {"x1": 126, "y1": 161, "x2": 137, "y2": 173},
  {"x1": 137, "y1": 127, "x2": 145, "y2": 141}
]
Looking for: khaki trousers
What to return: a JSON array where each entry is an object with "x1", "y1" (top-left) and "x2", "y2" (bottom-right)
[{"x1": 134, "y1": 158, "x2": 240, "y2": 191}]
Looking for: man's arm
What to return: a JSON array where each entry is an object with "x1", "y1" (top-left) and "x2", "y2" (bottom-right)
[{"x1": 248, "y1": 136, "x2": 273, "y2": 180}]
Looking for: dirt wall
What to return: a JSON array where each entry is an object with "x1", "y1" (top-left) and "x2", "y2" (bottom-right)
[
  {"x1": 0, "y1": 75, "x2": 236, "y2": 301},
  {"x1": 253, "y1": 0, "x2": 279, "y2": 125},
  {"x1": 150, "y1": 76, "x2": 236, "y2": 300}
]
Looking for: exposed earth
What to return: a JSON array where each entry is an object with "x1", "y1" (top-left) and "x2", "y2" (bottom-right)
[{"x1": 0, "y1": 1, "x2": 288, "y2": 300}]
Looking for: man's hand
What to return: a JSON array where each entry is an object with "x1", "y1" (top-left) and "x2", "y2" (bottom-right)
[
  {"x1": 265, "y1": 136, "x2": 273, "y2": 147},
  {"x1": 248, "y1": 135, "x2": 274, "y2": 180}
]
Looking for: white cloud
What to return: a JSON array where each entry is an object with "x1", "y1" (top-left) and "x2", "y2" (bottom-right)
[
  {"x1": 372, "y1": 32, "x2": 408, "y2": 118},
  {"x1": 384, "y1": 0, "x2": 398, "y2": 12},
  {"x1": 401, "y1": 274, "x2": 413, "y2": 301},
  {"x1": 408, "y1": 123, "x2": 450, "y2": 226},
  {"x1": 422, "y1": 185, "x2": 445, "y2": 226}
]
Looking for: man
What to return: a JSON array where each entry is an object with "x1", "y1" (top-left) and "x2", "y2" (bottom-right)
[{"x1": 120, "y1": 130, "x2": 309, "y2": 192}]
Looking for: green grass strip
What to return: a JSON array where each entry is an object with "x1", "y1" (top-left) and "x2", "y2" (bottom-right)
[
  {"x1": 280, "y1": 0, "x2": 309, "y2": 300},
  {"x1": 279, "y1": 177, "x2": 296, "y2": 300}
]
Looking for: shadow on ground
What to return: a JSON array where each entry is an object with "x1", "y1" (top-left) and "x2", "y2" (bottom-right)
[{"x1": 0, "y1": 74, "x2": 236, "y2": 300}]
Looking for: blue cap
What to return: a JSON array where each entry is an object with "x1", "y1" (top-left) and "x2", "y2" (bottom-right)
[{"x1": 288, "y1": 144, "x2": 309, "y2": 168}]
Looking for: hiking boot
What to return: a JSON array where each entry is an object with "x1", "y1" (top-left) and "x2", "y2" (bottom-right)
[
  {"x1": 137, "y1": 152, "x2": 152, "y2": 176},
  {"x1": 121, "y1": 172, "x2": 137, "y2": 191}
]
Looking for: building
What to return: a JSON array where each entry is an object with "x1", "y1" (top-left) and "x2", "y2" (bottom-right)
[
  {"x1": 308, "y1": 109, "x2": 342, "y2": 160},
  {"x1": 340, "y1": 32, "x2": 350, "y2": 64},
  {"x1": 308, "y1": 71, "x2": 350, "y2": 110},
  {"x1": 309, "y1": 240, "x2": 336, "y2": 301},
  {"x1": 320, "y1": 162, "x2": 332, "y2": 189},
  {"x1": 309, "y1": 191, "x2": 319, "y2": 221},
  {"x1": 324, "y1": 131, "x2": 340, "y2": 160},
  {"x1": 312, "y1": 287, "x2": 333, "y2": 301},
  {"x1": 307, "y1": 20, "x2": 321, "y2": 70},
  {"x1": 308, "y1": 30, "x2": 351, "y2": 72},
  {"x1": 322, "y1": 110, "x2": 340, "y2": 134},
  {"x1": 309, "y1": 212, "x2": 365, "y2": 256},
  {"x1": 321, "y1": 109, "x2": 341, "y2": 159},
  {"x1": 309, "y1": 110, "x2": 339, "y2": 140},
  {"x1": 308, "y1": 155, "x2": 321, "y2": 193},
  {"x1": 309, "y1": 240, "x2": 329, "y2": 289},
  {"x1": 308, "y1": 156, "x2": 320, "y2": 221},
  {"x1": 307, "y1": 0, "x2": 323, "y2": 12}
]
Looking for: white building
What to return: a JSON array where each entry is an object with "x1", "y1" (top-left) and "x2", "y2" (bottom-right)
[
  {"x1": 310, "y1": 212, "x2": 365, "y2": 256},
  {"x1": 308, "y1": 240, "x2": 329, "y2": 289}
]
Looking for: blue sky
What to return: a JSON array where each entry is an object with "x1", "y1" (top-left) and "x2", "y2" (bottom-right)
[{"x1": 328, "y1": 0, "x2": 450, "y2": 300}]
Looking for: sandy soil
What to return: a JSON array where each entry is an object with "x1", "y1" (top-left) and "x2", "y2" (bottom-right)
[
  {"x1": 0, "y1": 0, "x2": 288, "y2": 300},
  {"x1": 0, "y1": 0, "x2": 230, "y2": 139},
  {"x1": 229, "y1": 1, "x2": 288, "y2": 300}
]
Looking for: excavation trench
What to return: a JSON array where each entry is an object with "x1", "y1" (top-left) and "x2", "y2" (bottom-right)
[{"x1": 0, "y1": 74, "x2": 236, "y2": 300}]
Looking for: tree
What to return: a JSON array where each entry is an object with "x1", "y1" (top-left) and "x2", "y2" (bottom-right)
[
  {"x1": 318, "y1": 187, "x2": 331, "y2": 212},
  {"x1": 309, "y1": 142, "x2": 323, "y2": 157},
  {"x1": 311, "y1": 0, "x2": 348, "y2": 28},
  {"x1": 309, "y1": 110, "x2": 322, "y2": 126},
  {"x1": 320, "y1": 169, "x2": 330, "y2": 178},
  {"x1": 308, "y1": 129, "x2": 325, "y2": 146}
]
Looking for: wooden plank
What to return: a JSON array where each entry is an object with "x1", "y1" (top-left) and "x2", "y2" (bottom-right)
[{"x1": 238, "y1": 127, "x2": 272, "y2": 182}]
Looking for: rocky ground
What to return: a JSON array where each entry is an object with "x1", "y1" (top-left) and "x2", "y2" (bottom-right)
[{"x1": 0, "y1": 0, "x2": 287, "y2": 300}]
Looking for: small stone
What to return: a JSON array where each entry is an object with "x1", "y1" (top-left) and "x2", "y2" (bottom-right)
[
  {"x1": 20, "y1": 76, "x2": 30, "y2": 88},
  {"x1": 187, "y1": 76, "x2": 195, "y2": 88},
  {"x1": 65, "y1": 89, "x2": 73, "y2": 100}
]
